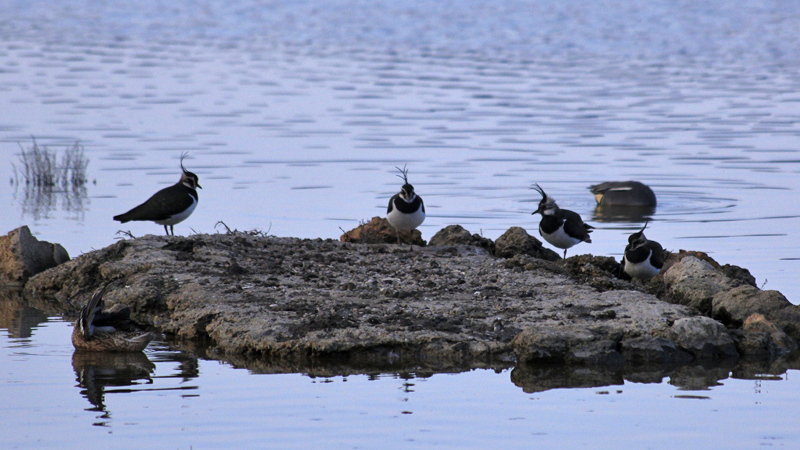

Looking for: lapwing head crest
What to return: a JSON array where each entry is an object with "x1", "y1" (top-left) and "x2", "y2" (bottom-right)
[
  {"x1": 628, "y1": 221, "x2": 650, "y2": 247},
  {"x1": 531, "y1": 184, "x2": 558, "y2": 215},
  {"x1": 395, "y1": 164, "x2": 416, "y2": 201},
  {"x1": 179, "y1": 152, "x2": 202, "y2": 190}
]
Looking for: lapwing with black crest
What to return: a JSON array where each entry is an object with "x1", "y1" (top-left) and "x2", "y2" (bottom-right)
[
  {"x1": 622, "y1": 221, "x2": 664, "y2": 281},
  {"x1": 387, "y1": 165, "x2": 425, "y2": 245},
  {"x1": 113, "y1": 153, "x2": 201, "y2": 236},
  {"x1": 531, "y1": 184, "x2": 594, "y2": 258}
]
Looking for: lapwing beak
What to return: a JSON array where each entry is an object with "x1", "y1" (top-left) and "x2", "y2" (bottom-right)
[{"x1": 197, "y1": 183, "x2": 203, "y2": 189}]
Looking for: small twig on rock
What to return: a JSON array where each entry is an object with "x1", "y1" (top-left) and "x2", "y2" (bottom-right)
[
  {"x1": 115, "y1": 230, "x2": 136, "y2": 240},
  {"x1": 215, "y1": 221, "x2": 232, "y2": 234}
]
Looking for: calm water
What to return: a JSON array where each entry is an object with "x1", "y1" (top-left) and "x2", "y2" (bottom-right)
[
  {"x1": 2, "y1": 1, "x2": 800, "y2": 447},
  {"x1": 2, "y1": 316, "x2": 800, "y2": 450}
]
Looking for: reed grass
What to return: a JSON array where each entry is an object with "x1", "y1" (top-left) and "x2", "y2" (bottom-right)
[{"x1": 13, "y1": 139, "x2": 89, "y2": 188}]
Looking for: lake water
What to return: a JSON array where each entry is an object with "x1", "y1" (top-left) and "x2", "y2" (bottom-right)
[{"x1": 1, "y1": 1, "x2": 800, "y2": 448}]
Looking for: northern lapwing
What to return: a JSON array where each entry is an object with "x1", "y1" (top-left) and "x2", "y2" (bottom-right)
[
  {"x1": 387, "y1": 165, "x2": 425, "y2": 245},
  {"x1": 589, "y1": 181, "x2": 656, "y2": 207},
  {"x1": 532, "y1": 184, "x2": 593, "y2": 258},
  {"x1": 72, "y1": 281, "x2": 155, "y2": 352},
  {"x1": 622, "y1": 221, "x2": 664, "y2": 281},
  {"x1": 113, "y1": 154, "x2": 201, "y2": 236}
]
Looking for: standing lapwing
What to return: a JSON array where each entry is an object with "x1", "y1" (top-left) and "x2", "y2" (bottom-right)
[
  {"x1": 532, "y1": 184, "x2": 593, "y2": 258},
  {"x1": 387, "y1": 165, "x2": 425, "y2": 245},
  {"x1": 622, "y1": 221, "x2": 664, "y2": 281},
  {"x1": 114, "y1": 153, "x2": 201, "y2": 236}
]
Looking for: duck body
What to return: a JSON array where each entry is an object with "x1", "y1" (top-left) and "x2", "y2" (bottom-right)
[
  {"x1": 72, "y1": 282, "x2": 155, "y2": 352},
  {"x1": 590, "y1": 181, "x2": 656, "y2": 207}
]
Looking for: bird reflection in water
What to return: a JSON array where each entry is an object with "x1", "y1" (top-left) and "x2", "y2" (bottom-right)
[
  {"x1": 72, "y1": 348, "x2": 201, "y2": 424},
  {"x1": 72, "y1": 351, "x2": 156, "y2": 419}
]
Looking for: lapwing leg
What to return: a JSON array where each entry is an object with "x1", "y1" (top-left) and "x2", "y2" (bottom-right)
[
  {"x1": 170, "y1": 225, "x2": 174, "y2": 236},
  {"x1": 164, "y1": 225, "x2": 170, "y2": 235},
  {"x1": 396, "y1": 230, "x2": 401, "y2": 245},
  {"x1": 563, "y1": 249, "x2": 567, "y2": 259}
]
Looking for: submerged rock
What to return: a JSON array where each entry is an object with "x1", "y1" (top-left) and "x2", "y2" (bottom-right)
[{"x1": 0, "y1": 226, "x2": 69, "y2": 286}]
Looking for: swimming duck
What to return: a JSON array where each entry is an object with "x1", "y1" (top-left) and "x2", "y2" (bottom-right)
[{"x1": 589, "y1": 181, "x2": 656, "y2": 207}]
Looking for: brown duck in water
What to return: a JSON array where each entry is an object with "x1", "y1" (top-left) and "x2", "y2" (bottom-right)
[{"x1": 72, "y1": 281, "x2": 155, "y2": 352}]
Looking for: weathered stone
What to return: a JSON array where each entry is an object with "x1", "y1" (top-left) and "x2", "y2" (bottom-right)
[
  {"x1": 712, "y1": 285, "x2": 792, "y2": 326},
  {"x1": 494, "y1": 226, "x2": 560, "y2": 261},
  {"x1": 19, "y1": 229, "x2": 798, "y2": 370},
  {"x1": 662, "y1": 256, "x2": 737, "y2": 314},
  {"x1": 0, "y1": 226, "x2": 70, "y2": 285},
  {"x1": 24, "y1": 232, "x2": 702, "y2": 370},
  {"x1": 666, "y1": 316, "x2": 738, "y2": 360},
  {"x1": 741, "y1": 313, "x2": 797, "y2": 357},
  {"x1": 720, "y1": 264, "x2": 757, "y2": 287},
  {"x1": 620, "y1": 336, "x2": 693, "y2": 366},
  {"x1": 428, "y1": 225, "x2": 495, "y2": 253},
  {"x1": 339, "y1": 216, "x2": 425, "y2": 246}
]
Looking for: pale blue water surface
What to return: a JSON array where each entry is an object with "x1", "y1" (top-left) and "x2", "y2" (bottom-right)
[{"x1": 1, "y1": 1, "x2": 800, "y2": 448}]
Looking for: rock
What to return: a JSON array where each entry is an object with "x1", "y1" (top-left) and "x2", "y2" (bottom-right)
[
  {"x1": 666, "y1": 316, "x2": 738, "y2": 360},
  {"x1": 511, "y1": 326, "x2": 623, "y2": 366},
  {"x1": 711, "y1": 285, "x2": 800, "y2": 342},
  {"x1": 712, "y1": 285, "x2": 792, "y2": 326},
  {"x1": 662, "y1": 256, "x2": 738, "y2": 314},
  {"x1": 428, "y1": 225, "x2": 495, "y2": 253},
  {"x1": 24, "y1": 232, "x2": 706, "y2": 371},
  {"x1": 720, "y1": 264, "x2": 757, "y2": 287},
  {"x1": 340, "y1": 216, "x2": 425, "y2": 246},
  {"x1": 620, "y1": 336, "x2": 693, "y2": 366},
  {"x1": 494, "y1": 227, "x2": 560, "y2": 261},
  {"x1": 741, "y1": 313, "x2": 797, "y2": 357},
  {"x1": 0, "y1": 226, "x2": 70, "y2": 285}
]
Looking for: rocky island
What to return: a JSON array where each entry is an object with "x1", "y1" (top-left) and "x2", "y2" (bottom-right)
[{"x1": 6, "y1": 220, "x2": 798, "y2": 380}]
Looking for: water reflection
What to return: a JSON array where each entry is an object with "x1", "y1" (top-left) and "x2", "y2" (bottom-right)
[
  {"x1": 509, "y1": 356, "x2": 800, "y2": 393},
  {"x1": 0, "y1": 288, "x2": 49, "y2": 338},
  {"x1": 591, "y1": 204, "x2": 656, "y2": 223},
  {"x1": 72, "y1": 351, "x2": 155, "y2": 416},
  {"x1": 13, "y1": 181, "x2": 89, "y2": 221},
  {"x1": 71, "y1": 345, "x2": 201, "y2": 424}
]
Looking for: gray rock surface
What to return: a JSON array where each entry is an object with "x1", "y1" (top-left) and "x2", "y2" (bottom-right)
[
  {"x1": 18, "y1": 227, "x2": 800, "y2": 371},
  {"x1": 662, "y1": 256, "x2": 739, "y2": 314},
  {"x1": 25, "y1": 231, "x2": 698, "y2": 369},
  {"x1": 667, "y1": 316, "x2": 738, "y2": 360},
  {"x1": 428, "y1": 225, "x2": 495, "y2": 253},
  {"x1": 0, "y1": 226, "x2": 70, "y2": 286}
]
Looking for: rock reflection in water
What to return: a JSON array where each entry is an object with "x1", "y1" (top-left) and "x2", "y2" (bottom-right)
[
  {"x1": 0, "y1": 288, "x2": 49, "y2": 339},
  {"x1": 510, "y1": 356, "x2": 800, "y2": 394}
]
